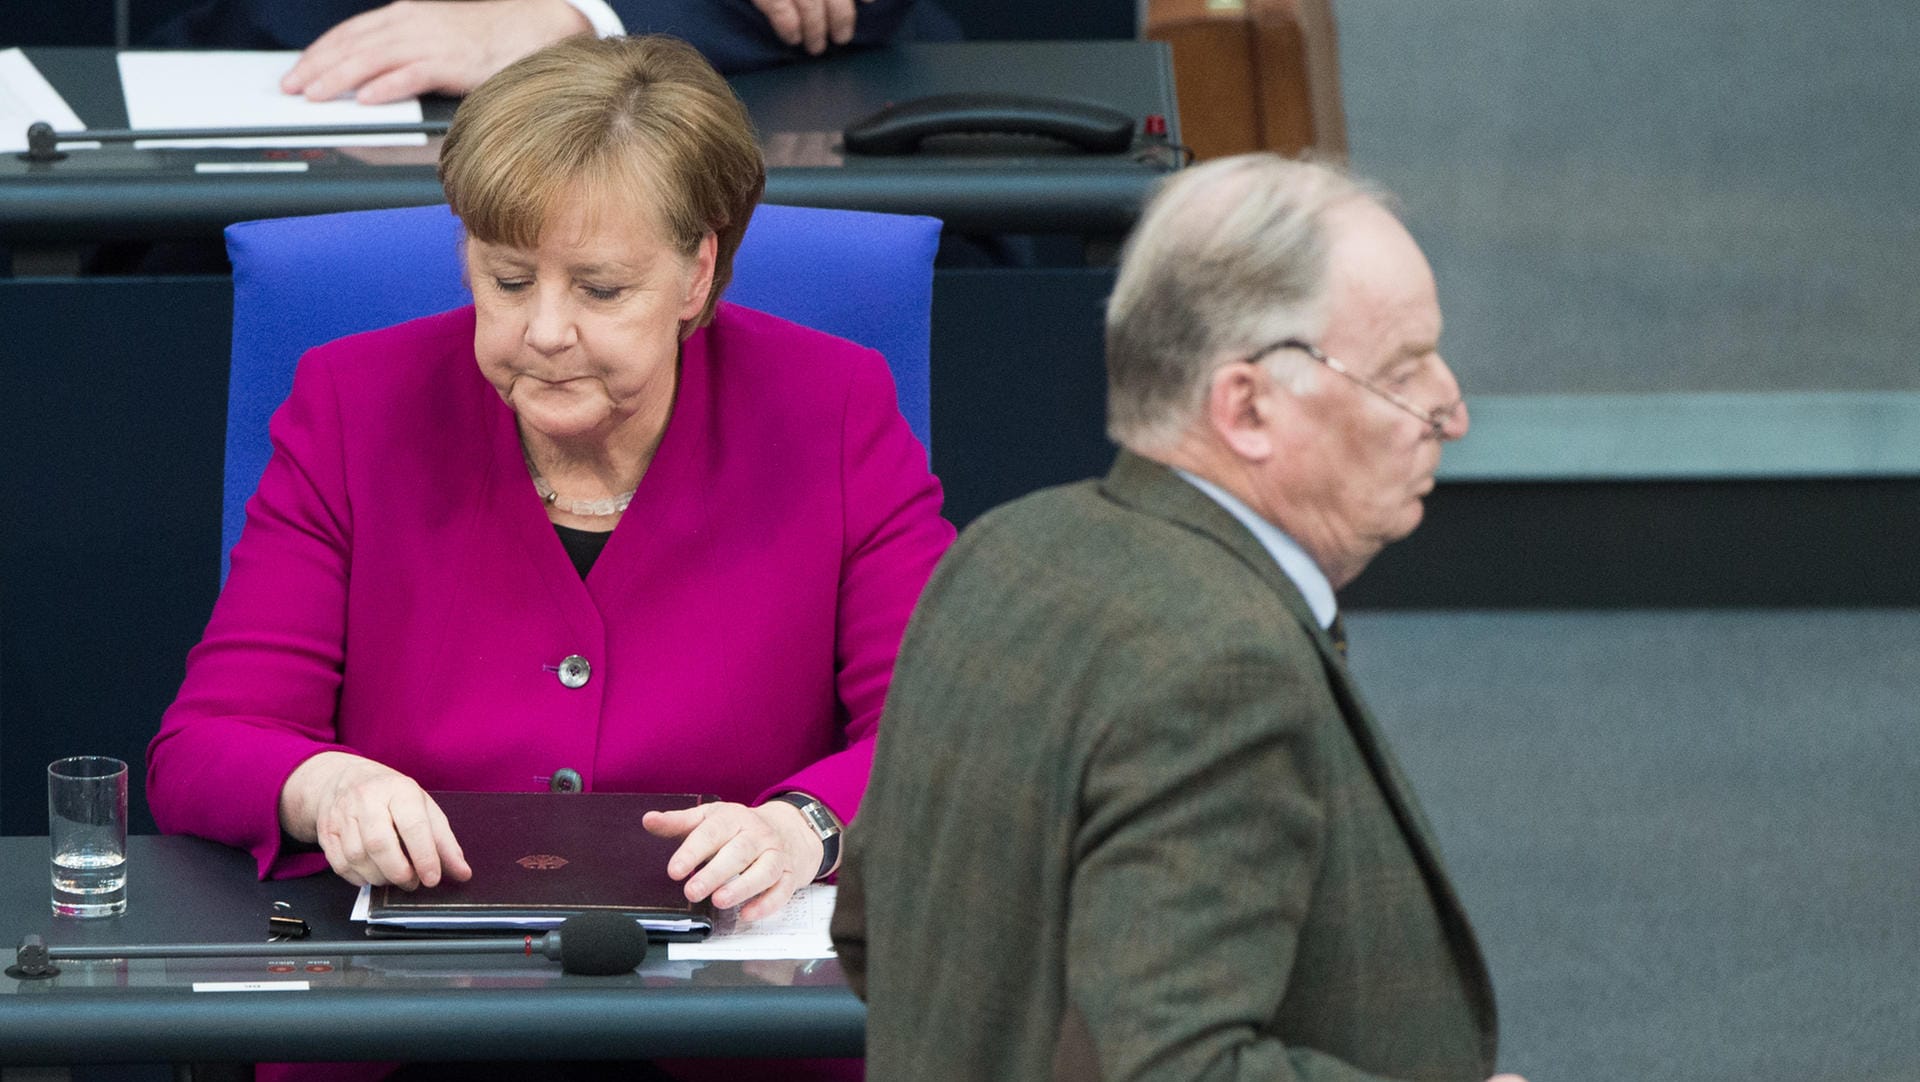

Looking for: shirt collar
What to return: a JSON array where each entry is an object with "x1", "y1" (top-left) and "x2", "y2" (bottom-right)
[{"x1": 1174, "y1": 469, "x2": 1338, "y2": 630}]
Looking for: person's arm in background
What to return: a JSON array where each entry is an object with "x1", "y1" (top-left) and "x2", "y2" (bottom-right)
[
  {"x1": 282, "y1": 0, "x2": 593, "y2": 104},
  {"x1": 612, "y1": 0, "x2": 916, "y2": 74},
  {"x1": 283, "y1": 0, "x2": 918, "y2": 105}
]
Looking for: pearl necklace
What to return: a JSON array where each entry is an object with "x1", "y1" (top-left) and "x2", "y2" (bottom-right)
[{"x1": 523, "y1": 449, "x2": 635, "y2": 518}]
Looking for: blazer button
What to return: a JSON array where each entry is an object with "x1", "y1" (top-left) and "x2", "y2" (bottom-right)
[
  {"x1": 550, "y1": 768, "x2": 583, "y2": 793},
  {"x1": 557, "y1": 655, "x2": 591, "y2": 689}
]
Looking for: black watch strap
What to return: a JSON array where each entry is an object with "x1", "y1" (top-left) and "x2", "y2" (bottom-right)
[{"x1": 772, "y1": 793, "x2": 842, "y2": 881}]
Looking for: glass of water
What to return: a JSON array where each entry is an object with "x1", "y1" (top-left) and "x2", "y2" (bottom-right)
[{"x1": 48, "y1": 756, "x2": 129, "y2": 918}]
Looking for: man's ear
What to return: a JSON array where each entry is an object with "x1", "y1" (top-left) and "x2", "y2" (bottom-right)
[{"x1": 1205, "y1": 362, "x2": 1279, "y2": 462}]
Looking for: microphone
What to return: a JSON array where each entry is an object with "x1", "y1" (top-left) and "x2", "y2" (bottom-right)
[{"x1": 9, "y1": 911, "x2": 648, "y2": 980}]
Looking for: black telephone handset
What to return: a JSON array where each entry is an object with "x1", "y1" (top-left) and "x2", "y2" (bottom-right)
[{"x1": 841, "y1": 93, "x2": 1136, "y2": 156}]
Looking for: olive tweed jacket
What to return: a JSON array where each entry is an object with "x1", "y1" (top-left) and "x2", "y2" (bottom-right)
[{"x1": 833, "y1": 451, "x2": 1498, "y2": 1081}]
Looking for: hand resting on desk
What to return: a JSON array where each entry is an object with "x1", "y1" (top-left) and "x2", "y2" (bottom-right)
[
  {"x1": 277, "y1": 749, "x2": 822, "y2": 923},
  {"x1": 278, "y1": 750, "x2": 474, "y2": 889},
  {"x1": 281, "y1": 0, "x2": 592, "y2": 104},
  {"x1": 645, "y1": 800, "x2": 825, "y2": 923},
  {"x1": 750, "y1": 0, "x2": 874, "y2": 56},
  {"x1": 279, "y1": 0, "x2": 892, "y2": 104}
]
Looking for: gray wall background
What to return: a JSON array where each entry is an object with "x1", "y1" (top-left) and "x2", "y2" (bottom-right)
[
  {"x1": 1356, "y1": 610, "x2": 1920, "y2": 1082},
  {"x1": 1339, "y1": 0, "x2": 1920, "y2": 397},
  {"x1": 1335, "y1": 5, "x2": 1920, "y2": 1080}
]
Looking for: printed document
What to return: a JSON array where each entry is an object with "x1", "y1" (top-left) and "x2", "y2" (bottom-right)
[
  {"x1": 668, "y1": 885, "x2": 839, "y2": 961},
  {"x1": 117, "y1": 51, "x2": 425, "y2": 149}
]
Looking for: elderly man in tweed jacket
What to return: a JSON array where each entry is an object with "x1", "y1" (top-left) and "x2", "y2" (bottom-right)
[{"x1": 832, "y1": 154, "x2": 1527, "y2": 1082}]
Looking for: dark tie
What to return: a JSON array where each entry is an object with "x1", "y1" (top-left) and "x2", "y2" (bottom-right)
[{"x1": 1327, "y1": 614, "x2": 1348, "y2": 659}]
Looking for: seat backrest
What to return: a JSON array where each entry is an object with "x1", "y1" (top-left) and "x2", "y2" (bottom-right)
[{"x1": 222, "y1": 202, "x2": 940, "y2": 578}]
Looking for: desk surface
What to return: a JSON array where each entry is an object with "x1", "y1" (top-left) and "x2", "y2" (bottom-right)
[
  {"x1": 3, "y1": 42, "x2": 1178, "y2": 243},
  {"x1": 0, "y1": 835, "x2": 862, "y2": 1066}
]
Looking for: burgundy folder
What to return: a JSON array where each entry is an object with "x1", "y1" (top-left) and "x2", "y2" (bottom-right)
[{"x1": 368, "y1": 790, "x2": 716, "y2": 939}]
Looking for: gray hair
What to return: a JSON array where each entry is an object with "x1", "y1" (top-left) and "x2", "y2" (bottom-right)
[{"x1": 1104, "y1": 154, "x2": 1376, "y2": 452}]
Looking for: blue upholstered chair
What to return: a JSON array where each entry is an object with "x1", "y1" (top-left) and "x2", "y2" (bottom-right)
[{"x1": 221, "y1": 201, "x2": 940, "y2": 579}]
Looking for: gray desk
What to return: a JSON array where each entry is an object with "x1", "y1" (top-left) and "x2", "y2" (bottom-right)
[
  {"x1": 0, "y1": 836, "x2": 861, "y2": 1070},
  {"x1": 2, "y1": 41, "x2": 1178, "y2": 257}
]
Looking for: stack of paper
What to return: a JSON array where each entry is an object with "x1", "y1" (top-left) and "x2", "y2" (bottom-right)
[
  {"x1": 117, "y1": 51, "x2": 426, "y2": 149},
  {"x1": 668, "y1": 885, "x2": 840, "y2": 961}
]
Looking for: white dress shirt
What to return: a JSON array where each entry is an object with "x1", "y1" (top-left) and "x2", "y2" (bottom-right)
[
  {"x1": 1175, "y1": 469, "x2": 1338, "y2": 631},
  {"x1": 560, "y1": 0, "x2": 624, "y2": 39}
]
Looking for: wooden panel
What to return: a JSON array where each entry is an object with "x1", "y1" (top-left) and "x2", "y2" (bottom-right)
[{"x1": 1146, "y1": 0, "x2": 1346, "y2": 161}]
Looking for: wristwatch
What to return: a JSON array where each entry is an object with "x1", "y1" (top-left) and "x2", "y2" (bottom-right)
[{"x1": 771, "y1": 792, "x2": 843, "y2": 881}]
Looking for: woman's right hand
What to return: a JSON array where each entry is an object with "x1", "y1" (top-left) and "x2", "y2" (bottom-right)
[{"x1": 278, "y1": 751, "x2": 472, "y2": 890}]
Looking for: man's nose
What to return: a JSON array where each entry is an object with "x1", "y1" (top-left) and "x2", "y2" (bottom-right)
[{"x1": 1433, "y1": 360, "x2": 1469, "y2": 441}]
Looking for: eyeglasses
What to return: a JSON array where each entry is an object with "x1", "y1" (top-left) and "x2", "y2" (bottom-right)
[{"x1": 1246, "y1": 338, "x2": 1462, "y2": 440}]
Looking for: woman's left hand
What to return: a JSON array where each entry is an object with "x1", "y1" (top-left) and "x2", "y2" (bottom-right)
[{"x1": 643, "y1": 800, "x2": 824, "y2": 922}]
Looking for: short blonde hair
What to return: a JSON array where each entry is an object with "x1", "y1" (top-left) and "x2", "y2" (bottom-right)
[
  {"x1": 1105, "y1": 155, "x2": 1375, "y2": 452},
  {"x1": 438, "y1": 35, "x2": 766, "y2": 328}
]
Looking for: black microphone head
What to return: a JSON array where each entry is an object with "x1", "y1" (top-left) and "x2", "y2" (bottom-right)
[{"x1": 555, "y1": 912, "x2": 648, "y2": 976}]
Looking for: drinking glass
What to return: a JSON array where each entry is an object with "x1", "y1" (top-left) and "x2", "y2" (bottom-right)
[{"x1": 48, "y1": 756, "x2": 129, "y2": 918}]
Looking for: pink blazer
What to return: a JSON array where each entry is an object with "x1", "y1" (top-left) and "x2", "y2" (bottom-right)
[{"x1": 149, "y1": 302, "x2": 955, "y2": 879}]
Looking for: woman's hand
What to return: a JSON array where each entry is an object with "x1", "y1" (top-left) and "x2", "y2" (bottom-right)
[
  {"x1": 278, "y1": 751, "x2": 472, "y2": 890},
  {"x1": 644, "y1": 800, "x2": 824, "y2": 922}
]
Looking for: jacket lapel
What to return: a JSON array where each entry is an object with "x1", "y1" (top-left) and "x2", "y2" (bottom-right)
[
  {"x1": 584, "y1": 326, "x2": 716, "y2": 608},
  {"x1": 1316, "y1": 653, "x2": 1500, "y2": 1053},
  {"x1": 483, "y1": 323, "x2": 719, "y2": 625},
  {"x1": 1099, "y1": 451, "x2": 1497, "y2": 1049},
  {"x1": 1099, "y1": 450, "x2": 1341, "y2": 661},
  {"x1": 485, "y1": 373, "x2": 602, "y2": 648}
]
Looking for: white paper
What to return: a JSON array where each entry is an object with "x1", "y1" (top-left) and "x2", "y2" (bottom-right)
[
  {"x1": 117, "y1": 51, "x2": 426, "y2": 149},
  {"x1": 0, "y1": 48, "x2": 93, "y2": 153},
  {"x1": 195, "y1": 161, "x2": 309, "y2": 174},
  {"x1": 668, "y1": 885, "x2": 839, "y2": 961}
]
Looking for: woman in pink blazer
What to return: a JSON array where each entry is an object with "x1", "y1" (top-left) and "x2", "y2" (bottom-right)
[{"x1": 147, "y1": 33, "x2": 952, "y2": 941}]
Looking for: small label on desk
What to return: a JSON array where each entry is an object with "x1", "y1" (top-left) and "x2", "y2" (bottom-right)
[
  {"x1": 193, "y1": 161, "x2": 310, "y2": 174},
  {"x1": 192, "y1": 980, "x2": 311, "y2": 992}
]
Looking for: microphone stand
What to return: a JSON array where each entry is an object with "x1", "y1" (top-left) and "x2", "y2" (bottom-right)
[
  {"x1": 10, "y1": 911, "x2": 647, "y2": 979},
  {"x1": 10, "y1": 931, "x2": 552, "y2": 980},
  {"x1": 18, "y1": 120, "x2": 452, "y2": 164}
]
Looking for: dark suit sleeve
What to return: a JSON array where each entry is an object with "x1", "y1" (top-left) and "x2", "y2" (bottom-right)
[
  {"x1": 829, "y1": 827, "x2": 870, "y2": 998},
  {"x1": 610, "y1": 0, "x2": 917, "y2": 73},
  {"x1": 1064, "y1": 640, "x2": 1405, "y2": 1082}
]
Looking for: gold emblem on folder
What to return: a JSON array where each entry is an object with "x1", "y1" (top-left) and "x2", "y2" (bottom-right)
[{"x1": 517, "y1": 854, "x2": 569, "y2": 870}]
